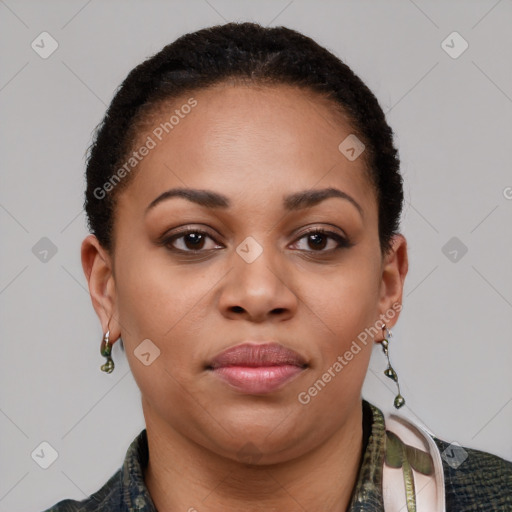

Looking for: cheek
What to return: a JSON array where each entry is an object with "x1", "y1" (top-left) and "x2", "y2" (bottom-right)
[
  {"x1": 114, "y1": 252, "x2": 220, "y2": 376},
  {"x1": 296, "y1": 260, "x2": 380, "y2": 397},
  {"x1": 300, "y1": 260, "x2": 380, "y2": 339},
  {"x1": 297, "y1": 277, "x2": 377, "y2": 416},
  {"x1": 114, "y1": 259, "x2": 209, "y2": 415},
  {"x1": 116, "y1": 248, "x2": 200, "y2": 330}
]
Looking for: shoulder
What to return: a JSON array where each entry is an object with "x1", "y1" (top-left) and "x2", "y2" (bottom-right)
[
  {"x1": 39, "y1": 428, "x2": 155, "y2": 512},
  {"x1": 433, "y1": 436, "x2": 512, "y2": 510},
  {"x1": 39, "y1": 469, "x2": 123, "y2": 512}
]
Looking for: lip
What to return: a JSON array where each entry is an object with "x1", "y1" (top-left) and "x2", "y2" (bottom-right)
[{"x1": 207, "y1": 342, "x2": 308, "y2": 394}]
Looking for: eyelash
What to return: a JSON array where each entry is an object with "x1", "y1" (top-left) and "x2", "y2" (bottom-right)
[{"x1": 159, "y1": 227, "x2": 352, "y2": 255}]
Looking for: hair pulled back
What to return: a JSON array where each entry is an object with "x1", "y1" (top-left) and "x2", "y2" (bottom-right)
[{"x1": 84, "y1": 22, "x2": 403, "y2": 256}]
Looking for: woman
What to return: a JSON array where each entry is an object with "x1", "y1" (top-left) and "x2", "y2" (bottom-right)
[{"x1": 42, "y1": 21, "x2": 512, "y2": 512}]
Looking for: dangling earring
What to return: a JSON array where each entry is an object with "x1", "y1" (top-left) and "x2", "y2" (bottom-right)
[
  {"x1": 100, "y1": 328, "x2": 115, "y2": 373},
  {"x1": 381, "y1": 324, "x2": 405, "y2": 409}
]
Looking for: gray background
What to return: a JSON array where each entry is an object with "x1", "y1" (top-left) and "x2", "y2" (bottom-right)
[{"x1": 1, "y1": 1, "x2": 511, "y2": 511}]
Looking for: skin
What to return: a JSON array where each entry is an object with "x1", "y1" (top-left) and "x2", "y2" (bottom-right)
[{"x1": 81, "y1": 83, "x2": 408, "y2": 512}]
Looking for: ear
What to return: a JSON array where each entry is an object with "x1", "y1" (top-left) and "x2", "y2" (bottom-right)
[
  {"x1": 81, "y1": 234, "x2": 122, "y2": 344},
  {"x1": 377, "y1": 234, "x2": 408, "y2": 338}
]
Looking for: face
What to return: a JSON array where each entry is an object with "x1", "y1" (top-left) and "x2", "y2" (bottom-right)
[{"x1": 82, "y1": 83, "x2": 407, "y2": 464}]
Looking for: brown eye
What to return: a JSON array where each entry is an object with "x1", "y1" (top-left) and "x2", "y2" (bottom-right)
[
  {"x1": 292, "y1": 229, "x2": 351, "y2": 252},
  {"x1": 306, "y1": 232, "x2": 329, "y2": 250},
  {"x1": 162, "y1": 229, "x2": 222, "y2": 253},
  {"x1": 181, "y1": 232, "x2": 206, "y2": 250}
]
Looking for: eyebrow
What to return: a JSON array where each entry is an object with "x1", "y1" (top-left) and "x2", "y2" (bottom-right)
[{"x1": 145, "y1": 186, "x2": 364, "y2": 218}]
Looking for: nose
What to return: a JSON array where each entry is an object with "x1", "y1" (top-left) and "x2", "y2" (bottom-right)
[{"x1": 217, "y1": 244, "x2": 298, "y2": 323}]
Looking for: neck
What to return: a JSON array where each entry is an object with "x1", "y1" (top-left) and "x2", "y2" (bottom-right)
[{"x1": 143, "y1": 400, "x2": 365, "y2": 512}]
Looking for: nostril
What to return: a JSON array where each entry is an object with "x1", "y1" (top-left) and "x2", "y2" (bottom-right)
[{"x1": 231, "y1": 306, "x2": 244, "y2": 313}]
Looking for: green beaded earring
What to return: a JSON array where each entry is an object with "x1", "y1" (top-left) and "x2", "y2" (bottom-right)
[
  {"x1": 100, "y1": 329, "x2": 115, "y2": 373},
  {"x1": 381, "y1": 324, "x2": 405, "y2": 409}
]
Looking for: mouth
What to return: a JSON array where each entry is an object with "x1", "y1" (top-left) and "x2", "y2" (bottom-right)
[{"x1": 206, "y1": 342, "x2": 308, "y2": 394}]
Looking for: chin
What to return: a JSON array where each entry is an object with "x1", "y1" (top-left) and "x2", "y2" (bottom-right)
[{"x1": 209, "y1": 414, "x2": 308, "y2": 461}]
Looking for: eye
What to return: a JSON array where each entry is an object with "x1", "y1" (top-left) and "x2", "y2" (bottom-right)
[
  {"x1": 159, "y1": 226, "x2": 351, "y2": 255},
  {"x1": 291, "y1": 228, "x2": 351, "y2": 252},
  {"x1": 161, "y1": 229, "x2": 223, "y2": 253}
]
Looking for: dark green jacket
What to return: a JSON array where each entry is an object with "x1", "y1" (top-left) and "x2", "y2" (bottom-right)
[{"x1": 40, "y1": 400, "x2": 512, "y2": 511}]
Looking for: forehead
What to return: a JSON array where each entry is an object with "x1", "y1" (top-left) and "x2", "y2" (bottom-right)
[{"x1": 120, "y1": 83, "x2": 375, "y2": 218}]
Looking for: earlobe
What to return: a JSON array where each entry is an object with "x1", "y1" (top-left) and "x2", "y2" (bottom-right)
[{"x1": 81, "y1": 234, "x2": 121, "y2": 342}]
